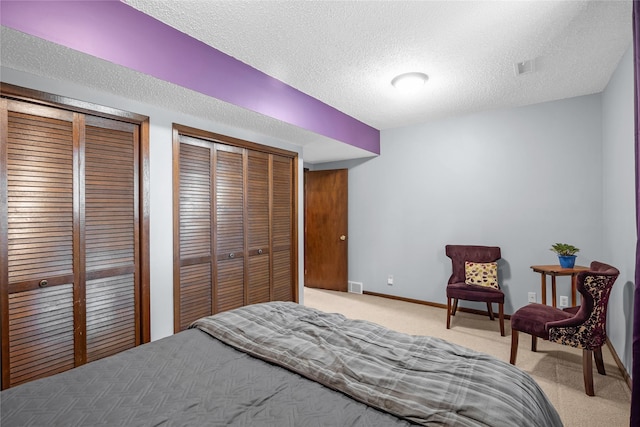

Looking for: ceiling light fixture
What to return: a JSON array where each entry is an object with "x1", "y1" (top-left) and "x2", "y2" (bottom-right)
[{"x1": 391, "y1": 72, "x2": 429, "y2": 91}]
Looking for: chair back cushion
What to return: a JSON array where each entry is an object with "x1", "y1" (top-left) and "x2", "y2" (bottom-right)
[
  {"x1": 548, "y1": 263, "x2": 619, "y2": 350},
  {"x1": 445, "y1": 245, "x2": 501, "y2": 285}
]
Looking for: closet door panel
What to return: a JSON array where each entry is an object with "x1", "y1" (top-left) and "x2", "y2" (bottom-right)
[
  {"x1": 2, "y1": 103, "x2": 77, "y2": 387},
  {"x1": 271, "y1": 155, "x2": 293, "y2": 301},
  {"x1": 247, "y1": 151, "x2": 270, "y2": 304},
  {"x1": 85, "y1": 119, "x2": 138, "y2": 274},
  {"x1": 214, "y1": 147, "x2": 245, "y2": 312},
  {"x1": 247, "y1": 152, "x2": 269, "y2": 249},
  {"x1": 85, "y1": 274, "x2": 135, "y2": 362},
  {"x1": 8, "y1": 284, "x2": 75, "y2": 387},
  {"x1": 84, "y1": 117, "x2": 139, "y2": 357},
  {"x1": 177, "y1": 142, "x2": 213, "y2": 330},
  {"x1": 248, "y1": 255, "x2": 270, "y2": 304},
  {"x1": 6, "y1": 107, "x2": 75, "y2": 284},
  {"x1": 216, "y1": 258, "x2": 244, "y2": 312},
  {"x1": 215, "y1": 148, "x2": 244, "y2": 255},
  {"x1": 179, "y1": 263, "x2": 212, "y2": 331},
  {"x1": 273, "y1": 250, "x2": 293, "y2": 301}
]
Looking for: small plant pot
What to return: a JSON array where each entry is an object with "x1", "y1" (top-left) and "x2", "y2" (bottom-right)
[{"x1": 558, "y1": 255, "x2": 576, "y2": 268}]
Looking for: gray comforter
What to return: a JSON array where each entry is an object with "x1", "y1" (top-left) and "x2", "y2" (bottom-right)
[
  {"x1": 1, "y1": 325, "x2": 410, "y2": 426},
  {"x1": 1, "y1": 302, "x2": 562, "y2": 426},
  {"x1": 192, "y1": 302, "x2": 562, "y2": 427}
]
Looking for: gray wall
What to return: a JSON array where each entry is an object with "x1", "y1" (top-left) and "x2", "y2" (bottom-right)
[
  {"x1": 317, "y1": 43, "x2": 635, "y2": 378},
  {"x1": 602, "y1": 44, "x2": 635, "y2": 373},
  {"x1": 346, "y1": 94, "x2": 603, "y2": 313}
]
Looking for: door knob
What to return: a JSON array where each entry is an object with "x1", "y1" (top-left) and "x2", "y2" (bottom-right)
[{"x1": 340, "y1": 235, "x2": 346, "y2": 241}]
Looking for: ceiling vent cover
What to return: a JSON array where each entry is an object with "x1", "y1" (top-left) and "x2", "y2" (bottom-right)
[{"x1": 515, "y1": 59, "x2": 535, "y2": 76}]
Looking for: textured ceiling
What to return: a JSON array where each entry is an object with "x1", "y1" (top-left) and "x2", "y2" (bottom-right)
[
  {"x1": 1, "y1": 1, "x2": 633, "y2": 163},
  {"x1": 124, "y1": 0, "x2": 632, "y2": 129}
]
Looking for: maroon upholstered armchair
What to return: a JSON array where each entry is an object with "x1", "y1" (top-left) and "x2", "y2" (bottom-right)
[
  {"x1": 509, "y1": 261, "x2": 619, "y2": 396},
  {"x1": 445, "y1": 245, "x2": 505, "y2": 336}
]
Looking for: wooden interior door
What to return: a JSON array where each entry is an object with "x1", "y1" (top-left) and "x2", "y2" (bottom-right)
[{"x1": 304, "y1": 169, "x2": 348, "y2": 291}]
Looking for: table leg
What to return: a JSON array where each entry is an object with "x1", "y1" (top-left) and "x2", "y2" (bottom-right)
[
  {"x1": 571, "y1": 274, "x2": 577, "y2": 306},
  {"x1": 541, "y1": 274, "x2": 547, "y2": 305},
  {"x1": 551, "y1": 276, "x2": 557, "y2": 308}
]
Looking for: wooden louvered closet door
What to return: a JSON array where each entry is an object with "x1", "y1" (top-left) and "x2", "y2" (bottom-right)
[
  {"x1": 84, "y1": 116, "x2": 139, "y2": 362},
  {"x1": 1, "y1": 99, "x2": 140, "y2": 388},
  {"x1": 246, "y1": 150, "x2": 270, "y2": 305},
  {"x1": 174, "y1": 128, "x2": 297, "y2": 332},
  {"x1": 271, "y1": 154, "x2": 294, "y2": 302},
  {"x1": 214, "y1": 145, "x2": 246, "y2": 313},
  {"x1": 176, "y1": 139, "x2": 213, "y2": 332}
]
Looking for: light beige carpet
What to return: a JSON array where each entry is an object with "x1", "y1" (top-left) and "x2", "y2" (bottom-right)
[{"x1": 303, "y1": 287, "x2": 631, "y2": 427}]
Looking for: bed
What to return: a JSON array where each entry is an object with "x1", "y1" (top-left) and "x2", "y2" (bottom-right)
[{"x1": 1, "y1": 302, "x2": 562, "y2": 426}]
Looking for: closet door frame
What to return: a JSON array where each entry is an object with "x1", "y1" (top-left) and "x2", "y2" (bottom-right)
[
  {"x1": 172, "y1": 124, "x2": 298, "y2": 333},
  {"x1": 0, "y1": 83, "x2": 151, "y2": 359}
]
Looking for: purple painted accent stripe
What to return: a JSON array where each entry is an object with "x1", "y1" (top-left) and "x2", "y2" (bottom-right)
[{"x1": 0, "y1": 0, "x2": 380, "y2": 155}]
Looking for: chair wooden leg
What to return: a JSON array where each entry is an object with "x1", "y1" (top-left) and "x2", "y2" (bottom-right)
[
  {"x1": 531, "y1": 335, "x2": 537, "y2": 352},
  {"x1": 452, "y1": 299, "x2": 458, "y2": 315},
  {"x1": 446, "y1": 297, "x2": 452, "y2": 329},
  {"x1": 510, "y1": 329, "x2": 519, "y2": 364},
  {"x1": 594, "y1": 347, "x2": 606, "y2": 375},
  {"x1": 583, "y1": 349, "x2": 595, "y2": 396},
  {"x1": 498, "y1": 303, "x2": 505, "y2": 336},
  {"x1": 486, "y1": 302, "x2": 495, "y2": 320}
]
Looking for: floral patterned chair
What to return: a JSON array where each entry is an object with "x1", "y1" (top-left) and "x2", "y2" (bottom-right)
[
  {"x1": 509, "y1": 261, "x2": 619, "y2": 396},
  {"x1": 445, "y1": 245, "x2": 505, "y2": 336}
]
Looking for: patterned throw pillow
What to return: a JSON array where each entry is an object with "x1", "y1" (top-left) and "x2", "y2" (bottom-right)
[{"x1": 464, "y1": 261, "x2": 499, "y2": 289}]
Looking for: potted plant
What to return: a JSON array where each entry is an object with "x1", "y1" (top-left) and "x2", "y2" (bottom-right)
[{"x1": 550, "y1": 243, "x2": 579, "y2": 268}]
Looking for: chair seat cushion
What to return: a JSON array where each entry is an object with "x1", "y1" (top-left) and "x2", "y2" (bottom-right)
[
  {"x1": 511, "y1": 304, "x2": 573, "y2": 339},
  {"x1": 446, "y1": 282, "x2": 504, "y2": 303}
]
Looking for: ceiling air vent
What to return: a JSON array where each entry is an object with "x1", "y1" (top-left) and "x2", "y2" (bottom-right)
[{"x1": 515, "y1": 59, "x2": 535, "y2": 76}]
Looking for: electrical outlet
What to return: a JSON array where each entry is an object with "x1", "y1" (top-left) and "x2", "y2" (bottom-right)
[
  {"x1": 559, "y1": 296, "x2": 569, "y2": 307},
  {"x1": 387, "y1": 275, "x2": 394, "y2": 286},
  {"x1": 527, "y1": 292, "x2": 536, "y2": 303}
]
